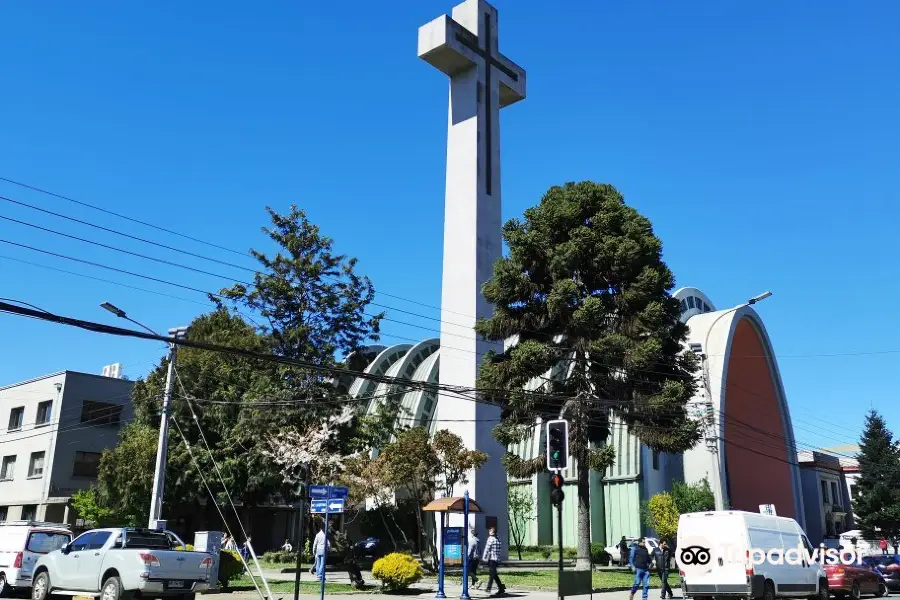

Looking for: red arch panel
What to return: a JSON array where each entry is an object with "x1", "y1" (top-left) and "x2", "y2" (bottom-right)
[{"x1": 722, "y1": 318, "x2": 795, "y2": 518}]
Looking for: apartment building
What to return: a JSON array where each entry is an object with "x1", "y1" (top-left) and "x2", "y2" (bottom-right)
[
  {"x1": 797, "y1": 450, "x2": 854, "y2": 545},
  {"x1": 0, "y1": 370, "x2": 134, "y2": 524}
]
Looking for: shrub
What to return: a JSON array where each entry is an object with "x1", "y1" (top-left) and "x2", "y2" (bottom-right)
[
  {"x1": 175, "y1": 544, "x2": 195, "y2": 551},
  {"x1": 372, "y1": 552, "x2": 424, "y2": 591},
  {"x1": 218, "y1": 549, "x2": 244, "y2": 586},
  {"x1": 541, "y1": 548, "x2": 552, "y2": 560},
  {"x1": 590, "y1": 544, "x2": 611, "y2": 565}
]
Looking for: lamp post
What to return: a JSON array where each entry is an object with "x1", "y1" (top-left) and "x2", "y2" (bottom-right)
[
  {"x1": 100, "y1": 302, "x2": 188, "y2": 528},
  {"x1": 700, "y1": 291, "x2": 772, "y2": 510}
]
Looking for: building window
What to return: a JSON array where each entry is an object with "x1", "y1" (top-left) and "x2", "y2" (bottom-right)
[
  {"x1": 652, "y1": 450, "x2": 660, "y2": 470},
  {"x1": 687, "y1": 296, "x2": 695, "y2": 309},
  {"x1": 72, "y1": 451, "x2": 102, "y2": 478},
  {"x1": 80, "y1": 401, "x2": 122, "y2": 426},
  {"x1": 821, "y1": 480, "x2": 829, "y2": 504},
  {"x1": 28, "y1": 451, "x2": 45, "y2": 478},
  {"x1": 7, "y1": 407, "x2": 24, "y2": 431},
  {"x1": 21, "y1": 505, "x2": 37, "y2": 521},
  {"x1": 36, "y1": 401, "x2": 53, "y2": 426},
  {"x1": 0, "y1": 506, "x2": 7, "y2": 522},
  {"x1": 0, "y1": 455, "x2": 15, "y2": 481},
  {"x1": 831, "y1": 481, "x2": 840, "y2": 505}
]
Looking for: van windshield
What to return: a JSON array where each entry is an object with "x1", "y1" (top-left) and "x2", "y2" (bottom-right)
[{"x1": 27, "y1": 532, "x2": 71, "y2": 554}]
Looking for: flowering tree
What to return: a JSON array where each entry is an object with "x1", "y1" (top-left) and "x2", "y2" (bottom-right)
[{"x1": 264, "y1": 405, "x2": 357, "y2": 483}]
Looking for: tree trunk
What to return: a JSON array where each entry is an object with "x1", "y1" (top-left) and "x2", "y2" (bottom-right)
[
  {"x1": 377, "y1": 506, "x2": 398, "y2": 549},
  {"x1": 576, "y1": 461, "x2": 592, "y2": 570}
]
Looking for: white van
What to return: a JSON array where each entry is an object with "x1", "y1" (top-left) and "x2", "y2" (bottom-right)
[
  {"x1": 677, "y1": 511, "x2": 828, "y2": 600},
  {"x1": 0, "y1": 521, "x2": 72, "y2": 595}
]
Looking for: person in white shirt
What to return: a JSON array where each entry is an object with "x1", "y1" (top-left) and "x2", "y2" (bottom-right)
[
  {"x1": 312, "y1": 524, "x2": 327, "y2": 581},
  {"x1": 280, "y1": 539, "x2": 293, "y2": 553}
]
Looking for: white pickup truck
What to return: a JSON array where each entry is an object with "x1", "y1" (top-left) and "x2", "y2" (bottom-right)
[{"x1": 31, "y1": 528, "x2": 213, "y2": 600}]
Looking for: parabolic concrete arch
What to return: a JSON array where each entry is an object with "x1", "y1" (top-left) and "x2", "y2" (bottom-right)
[{"x1": 681, "y1": 302, "x2": 805, "y2": 526}]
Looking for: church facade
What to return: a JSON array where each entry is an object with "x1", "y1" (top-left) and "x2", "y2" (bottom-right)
[{"x1": 340, "y1": 287, "x2": 805, "y2": 546}]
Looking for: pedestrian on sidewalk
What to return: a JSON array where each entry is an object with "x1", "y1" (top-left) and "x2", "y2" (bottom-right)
[
  {"x1": 482, "y1": 526, "x2": 506, "y2": 597},
  {"x1": 629, "y1": 538, "x2": 652, "y2": 600},
  {"x1": 657, "y1": 540, "x2": 674, "y2": 599},
  {"x1": 880, "y1": 537, "x2": 889, "y2": 555},
  {"x1": 467, "y1": 526, "x2": 481, "y2": 589},
  {"x1": 619, "y1": 536, "x2": 629, "y2": 567},
  {"x1": 312, "y1": 522, "x2": 328, "y2": 581}
]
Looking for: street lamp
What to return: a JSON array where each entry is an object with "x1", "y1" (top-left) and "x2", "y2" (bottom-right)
[{"x1": 100, "y1": 302, "x2": 188, "y2": 529}]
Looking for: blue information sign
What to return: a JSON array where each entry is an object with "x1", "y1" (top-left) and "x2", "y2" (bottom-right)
[
  {"x1": 310, "y1": 500, "x2": 328, "y2": 513},
  {"x1": 443, "y1": 526, "x2": 464, "y2": 565},
  {"x1": 330, "y1": 486, "x2": 350, "y2": 499},
  {"x1": 309, "y1": 485, "x2": 330, "y2": 499}
]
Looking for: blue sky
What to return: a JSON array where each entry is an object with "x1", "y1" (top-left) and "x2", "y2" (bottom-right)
[{"x1": 1, "y1": 1, "x2": 897, "y2": 453}]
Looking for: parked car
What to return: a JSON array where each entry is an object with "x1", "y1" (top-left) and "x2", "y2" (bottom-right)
[
  {"x1": 32, "y1": 527, "x2": 213, "y2": 600},
  {"x1": 0, "y1": 520, "x2": 72, "y2": 596},
  {"x1": 677, "y1": 510, "x2": 828, "y2": 600},
  {"x1": 604, "y1": 537, "x2": 660, "y2": 565},
  {"x1": 825, "y1": 563, "x2": 888, "y2": 599},
  {"x1": 861, "y1": 555, "x2": 900, "y2": 591},
  {"x1": 353, "y1": 537, "x2": 385, "y2": 559}
]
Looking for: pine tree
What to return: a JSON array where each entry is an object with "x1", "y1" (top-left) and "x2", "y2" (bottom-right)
[
  {"x1": 476, "y1": 182, "x2": 700, "y2": 569},
  {"x1": 853, "y1": 409, "x2": 900, "y2": 542}
]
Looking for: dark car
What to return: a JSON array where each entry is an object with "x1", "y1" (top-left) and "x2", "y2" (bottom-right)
[
  {"x1": 353, "y1": 537, "x2": 385, "y2": 559},
  {"x1": 861, "y1": 555, "x2": 900, "y2": 591}
]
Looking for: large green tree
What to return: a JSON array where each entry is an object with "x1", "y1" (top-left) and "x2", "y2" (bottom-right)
[
  {"x1": 476, "y1": 182, "x2": 701, "y2": 568},
  {"x1": 74, "y1": 206, "x2": 383, "y2": 528},
  {"x1": 853, "y1": 409, "x2": 900, "y2": 542}
]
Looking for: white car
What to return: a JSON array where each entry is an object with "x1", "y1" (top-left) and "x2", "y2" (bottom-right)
[
  {"x1": 0, "y1": 520, "x2": 72, "y2": 595},
  {"x1": 32, "y1": 527, "x2": 213, "y2": 600},
  {"x1": 677, "y1": 510, "x2": 828, "y2": 600},
  {"x1": 604, "y1": 537, "x2": 660, "y2": 565}
]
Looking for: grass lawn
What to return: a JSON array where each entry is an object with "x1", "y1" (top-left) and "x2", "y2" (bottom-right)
[
  {"x1": 429, "y1": 569, "x2": 663, "y2": 590},
  {"x1": 227, "y1": 575, "x2": 372, "y2": 594}
]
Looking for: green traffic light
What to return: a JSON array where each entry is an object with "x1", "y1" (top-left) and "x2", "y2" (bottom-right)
[{"x1": 552, "y1": 451, "x2": 560, "y2": 459}]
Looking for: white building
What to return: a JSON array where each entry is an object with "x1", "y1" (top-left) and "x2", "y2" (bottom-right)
[{"x1": 0, "y1": 371, "x2": 134, "y2": 524}]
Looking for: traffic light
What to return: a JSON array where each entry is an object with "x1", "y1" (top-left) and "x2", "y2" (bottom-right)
[
  {"x1": 546, "y1": 419, "x2": 569, "y2": 471},
  {"x1": 549, "y1": 472, "x2": 565, "y2": 506}
]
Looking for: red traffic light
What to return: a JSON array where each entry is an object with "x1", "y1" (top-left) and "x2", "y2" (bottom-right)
[{"x1": 550, "y1": 473, "x2": 564, "y2": 489}]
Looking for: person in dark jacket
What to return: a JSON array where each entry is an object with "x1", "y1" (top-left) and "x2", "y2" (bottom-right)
[
  {"x1": 657, "y1": 540, "x2": 674, "y2": 599},
  {"x1": 619, "y1": 536, "x2": 630, "y2": 566},
  {"x1": 629, "y1": 538, "x2": 652, "y2": 600}
]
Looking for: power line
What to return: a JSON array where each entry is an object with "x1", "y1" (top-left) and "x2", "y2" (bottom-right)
[{"x1": 0, "y1": 176, "x2": 251, "y2": 258}]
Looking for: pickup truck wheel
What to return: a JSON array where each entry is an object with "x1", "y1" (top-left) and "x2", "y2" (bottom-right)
[
  {"x1": 0, "y1": 573, "x2": 9, "y2": 598},
  {"x1": 101, "y1": 576, "x2": 124, "y2": 600},
  {"x1": 32, "y1": 572, "x2": 50, "y2": 600}
]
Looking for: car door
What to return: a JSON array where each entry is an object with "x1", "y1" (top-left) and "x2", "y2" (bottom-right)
[
  {"x1": 55, "y1": 532, "x2": 92, "y2": 590},
  {"x1": 75, "y1": 531, "x2": 111, "y2": 592}
]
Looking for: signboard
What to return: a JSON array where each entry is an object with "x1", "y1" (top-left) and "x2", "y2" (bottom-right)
[
  {"x1": 443, "y1": 526, "x2": 463, "y2": 565},
  {"x1": 309, "y1": 485, "x2": 349, "y2": 500},
  {"x1": 759, "y1": 504, "x2": 777, "y2": 516},
  {"x1": 559, "y1": 570, "x2": 592, "y2": 597},
  {"x1": 309, "y1": 485, "x2": 330, "y2": 499},
  {"x1": 327, "y1": 499, "x2": 345, "y2": 513},
  {"x1": 310, "y1": 500, "x2": 329, "y2": 514}
]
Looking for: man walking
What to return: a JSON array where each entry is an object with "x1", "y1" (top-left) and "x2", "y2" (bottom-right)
[
  {"x1": 880, "y1": 537, "x2": 889, "y2": 555},
  {"x1": 629, "y1": 538, "x2": 652, "y2": 600},
  {"x1": 312, "y1": 522, "x2": 327, "y2": 581},
  {"x1": 482, "y1": 526, "x2": 506, "y2": 597},
  {"x1": 657, "y1": 540, "x2": 674, "y2": 599},
  {"x1": 467, "y1": 526, "x2": 481, "y2": 589},
  {"x1": 619, "y1": 536, "x2": 630, "y2": 567}
]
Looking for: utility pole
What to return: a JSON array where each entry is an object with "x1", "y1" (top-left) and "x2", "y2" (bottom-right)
[{"x1": 99, "y1": 303, "x2": 188, "y2": 529}]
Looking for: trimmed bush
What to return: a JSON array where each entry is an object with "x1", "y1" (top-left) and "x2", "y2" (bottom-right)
[
  {"x1": 541, "y1": 548, "x2": 552, "y2": 560},
  {"x1": 372, "y1": 552, "x2": 424, "y2": 591},
  {"x1": 590, "y1": 544, "x2": 611, "y2": 565},
  {"x1": 174, "y1": 544, "x2": 195, "y2": 551},
  {"x1": 218, "y1": 549, "x2": 244, "y2": 586}
]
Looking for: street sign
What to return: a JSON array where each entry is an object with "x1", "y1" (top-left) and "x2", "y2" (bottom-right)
[
  {"x1": 309, "y1": 485, "x2": 330, "y2": 499},
  {"x1": 327, "y1": 499, "x2": 345, "y2": 513},
  {"x1": 759, "y1": 504, "x2": 777, "y2": 516},
  {"x1": 330, "y1": 486, "x2": 349, "y2": 499},
  {"x1": 310, "y1": 500, "x2": 328, "y2": 514}
]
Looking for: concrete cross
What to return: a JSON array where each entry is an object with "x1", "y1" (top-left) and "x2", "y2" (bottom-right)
[{"x1": 418, "y1": 0, "x2": 526, "y2": 196}]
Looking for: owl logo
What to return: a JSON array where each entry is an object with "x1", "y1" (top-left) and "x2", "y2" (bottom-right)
[{"x1": 677, "y1": 536, "x2": 715, "y2": 577}]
